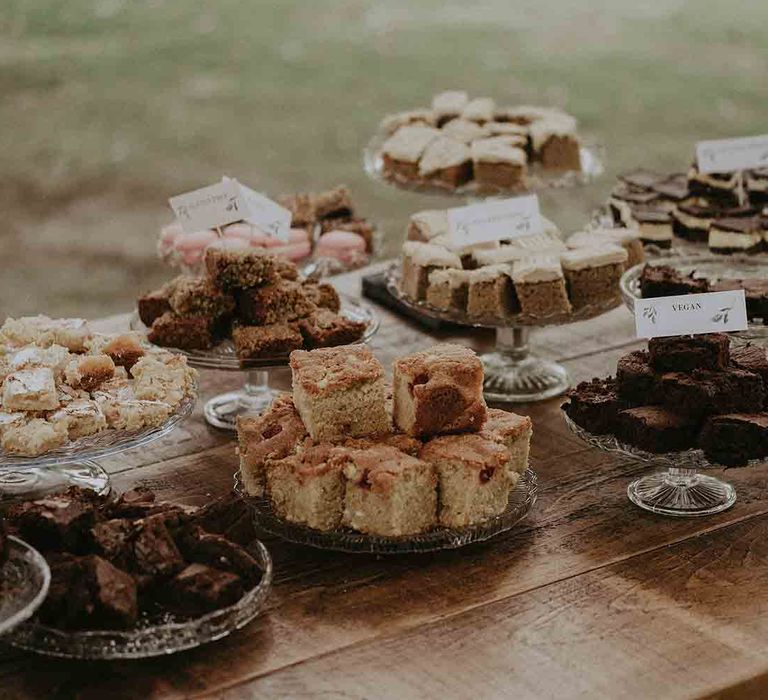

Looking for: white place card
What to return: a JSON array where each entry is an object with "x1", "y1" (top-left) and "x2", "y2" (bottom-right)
[
  {"x1": 447, "y1": 195, "x2": 542, "y2": 247},
  {"x1": 635, "y1": 290, "x2": 748, "y2": 339},
  {"x1": 169, "y1": 178, "x2": 291, "y2": 241},
  {"x1": 696, "y1": 135, "x2": 768, "y2": 174}
]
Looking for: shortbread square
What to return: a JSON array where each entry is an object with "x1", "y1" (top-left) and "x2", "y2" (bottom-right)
[
  {"x1": 1, "y1": 418, "x2": 68, "y2": 456},
  {"x1": 290, "y1": 345, "x2": 390, "y2": 442},
  {"x1": 3, "y1": 368, "x2": 58, "y2": 411},
  {"x1": 393, "y1": 345, "x2": 487, "y2": 438},
  {"x1": 6, "y1": 344, "x2": 71, "y2": 380},
  {"x1": 341, "y1": 445, "x2": 437, "y2": 536},
  {"x1": 51, "y1": 399, "x2": 108, "y2": 440}
]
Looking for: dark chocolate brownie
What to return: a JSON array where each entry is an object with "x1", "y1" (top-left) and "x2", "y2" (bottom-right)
[
  {"x1": 148, "y1": 312, "x2": 223, "y2": 351},
  {"x1": 164, "y1": 563, "x2": 244, "y2": 616},
  {"x1": 699, "y1": 413, "x2": 768, "y2": 467},
  {"x1": 648, "y1": 333, "x2": 729, "y2": 372},
  {"x1": 639, "y1": 265, "x2": 709, "y2": 298},
  {"x1": 731, "y1": 344, "x2": 768, "y2": 388},
  {"x1": 659, "y1": 367, "x2": 764, "y2": 417},
  {"x1": 562, "y1": 377, "x2": 629, "y2": 435},
  {"x1": 617, "y1": 406, "x2": 698, "y2": 453},
  {"x1": 616, "y1": 350, "x2": 657, "y2": 404}
]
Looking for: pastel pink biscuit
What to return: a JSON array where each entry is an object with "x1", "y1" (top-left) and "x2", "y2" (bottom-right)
[
  {"x1": 271, "y1": 240, "x2": 312, "y2": 261},
  {"x1": 174, "y1": 229, "x2": 219, "y2": 252},
  {"x1": 207, "y1": 237, "x2": 250, "y2": 252},
  {"x1": 316, "y1": 230, "x2": 367, "y2": 265}
]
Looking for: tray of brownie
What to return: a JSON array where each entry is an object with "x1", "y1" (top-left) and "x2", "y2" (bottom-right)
[
  {"x1": 2, "y1": 487, "x2": 273, "y2": 659},
  {"x1": 235, "y1": 344, "x2": 537, "y2": 553},
  {"x1": 562, "y1": 333, "x2": 768, "y2": 517},
  {"x1": 0, "y1": 529, "x2": 50, "y2": 636},
  {"x1": 134, "y1": 246, "x2": 379, "y2": 430},
  {"x1": 364, "y1": 90, "x2": 604, "y2": 197},
  {"x1": 621, "y1": 256, "x2": 768, "y2": 339}
]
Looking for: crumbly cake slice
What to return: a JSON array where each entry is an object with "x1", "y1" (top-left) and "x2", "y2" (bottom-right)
[
  {"x1": 100, "y1": 333, "x2": 145, "y2": 371},
  {"x1": 204, "y1": 247, "x2": 277, "y2": 290},
  {"x1": 301, "y1": 281, "x2": 341, "y2": 313},
  {"x1": 130, "y1": 355, "x2": 196, "y2": 407},
  {"x1": 232, "y1": 323, "x2": 304, "y2": 360},
  {"x1": 51, "y1": 399, "x2": 108, "y2": 440},
  {"x1": 148, "y1": 312, "x2": 221, "y2": 351},
  {"x1": 393, "y1": 344, "x2": 487, "y2": 438},
  {"x1": 3, "y1": 367, "x2": 59, "y2": 411},
  {"x1": 168, "y1": 277, "x2": 236, "y2": 318},
  {"x1": 101, "y1": 400, "x2": 173, "y2": 431},
  {"x1": 1, "y1": 418, "x2": 68, "y2": 456},
  {"x1": 341, "y1": 445, "x2": 437, "y2": 536},
  {"x1": 290, "y1": 345, "x2": 390, "y2": 442},
  {"x1": 297, "y1": 309, "x2": 367, "y2": 349},
  {"x1": 137, "y1": 280, "x2": 177, "y2": 327},
  {"x1": 480, "y1": 408, "x2": 532, "y2": 475},
  {"x1": 64, "y1": 354, "x2": 116, "y2": 392},
  {"x1": 235, "y1": 280, "x2": 315, "y2": 326},
  {"x1": 511, "y1": 256, "x2": 572, "y2": 317},
  {"x1": 5, "y1": 344, "x2": 71, "y2": 380},
  {"x1": 559, "y1": 245, "x2": 628, "y2": 310}
]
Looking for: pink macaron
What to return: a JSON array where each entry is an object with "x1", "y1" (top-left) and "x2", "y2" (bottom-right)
[{"x1": 315, "y1": 230, "x2": 368, "y2": 266}]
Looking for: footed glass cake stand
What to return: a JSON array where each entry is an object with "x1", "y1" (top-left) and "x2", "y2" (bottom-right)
[
  {"x1": 133, "y1": 297, "x2": 379, "y2": 430},
  {"x1": 387, "y1": 264, "x2": 621, "y2": 403},
  {"x1": 563, "y1": 412, "x2": 740, "y2": 517}
]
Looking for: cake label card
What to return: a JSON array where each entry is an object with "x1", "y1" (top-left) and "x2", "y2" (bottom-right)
[
  {"x1": 696, "y1": 135, "x2": 768, "y2": 174},
  {"x1": 635, "y1": 290, "x2": 748, "y2": 338},
  {"x1": 169, "y1": 177, "x2": 291, "y2": 240},
  {"x1": 447, "y1": 194, "x2": 542, "y2": 247}
]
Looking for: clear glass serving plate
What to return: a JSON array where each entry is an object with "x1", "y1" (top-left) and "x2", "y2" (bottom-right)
[
  {"x1": 0, "y1": 536, "x2": 51, "y2": 636},
  {"x1": 132, "y1": 296, "x2": 379, "y2": 431},
  {"x1": 620, "y1": 255, "x2": 768, "y2": 341},
  {"x1": 561, "y1": 411, "x2": 753, "y2": 517},
  {"x1": 4, "y1": 539, "x2": 273, "y2": 659},
  {"x1": 387, "y1": 263, "x2": 621, "y2": 403},
  {"x1": 235, "y1": 467, "x2": 537, "y2": 554},
  {"x1": 364, "y1": 131, "x2": 605, "y2": 197}
]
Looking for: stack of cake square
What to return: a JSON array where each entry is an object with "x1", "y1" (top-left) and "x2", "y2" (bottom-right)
[
  {"x1": 236, "y1": 344, "x2": 532, "y2": 536},
  {"x1": 138, "y1": 248, "x2": 366, "y2": 359},
  {"x1": 563, "y1": 333, "x2": 768, "y2": 466}
]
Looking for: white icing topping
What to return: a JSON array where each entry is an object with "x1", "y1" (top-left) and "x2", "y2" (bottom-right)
[
  {"x1": 560, "y1": 244, "x2": 627, "y2": 270},
  {"x1": 408, "y1": 209, "x2": 449, "y2": 240},
  {"x1": 471, "y1": 137, "x2": 527, "y2": 164},
  {"x1": 431, "y1": 91, "x2": 469, "y2": 117},
  {"x1": 440, "y1": 118, "x2": 489, "y2": 144},
  {"x1": 382, "y1": 125, "x2": 440, "y2": 162},
  {"x1": 529, "y1": 115, "x2": 578, "y2": 150},
  {"x1": 418, "y1": 137, "x2": 471, "y2": 175},
  {"x1": 512, "y1": 255, "x2": 564, "y2": 283},
  {"x1": 461, "y1": 97, "x2": 496, "y2": 122},
  {"x1": 402, "y1": 241, "x2": 462, "y2": 268}
]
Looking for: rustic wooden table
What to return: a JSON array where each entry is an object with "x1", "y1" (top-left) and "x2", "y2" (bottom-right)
[{"x1": 4, "y1": 265, "x2": 768, "y2": 700}]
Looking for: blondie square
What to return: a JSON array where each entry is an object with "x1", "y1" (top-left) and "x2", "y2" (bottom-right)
[
  {"x1": 401, "y1": 241, "x2": 462, "y2": 301},
  {"x1": 511, "y1": 256, "x2": 572, "y2": 318},
  {"x1": 560, "y1": 245, "x2": 627, "y2": 310},
  {"x1": 466, "y1": 265, "x2": 520, "y2": 319},
  {"x1": 301, "y1": 281, "x2": 341, "y2": 313},
  {"x1": 102, "y1": 400, "x2": 172, "y2": 431},
  {"x1": 232, "y1": 323, "x2": 303, "y2": 360},
  {"x1": 393, "y1": 344, "x2": 487, "y2": 438},
  {"x1": 204, "y1": 247, "x2": 277, "y2": 290},
  {"x1": 266, "y1": 444, "x2": 348, "y2": 531},
  {"x1": 235, "y1": 394, "x2": 307, "y2": 497},
  {"x1": 148, "y1": 312, "x2": 220, "y2": 351},
  {"x1": 480, "y1": 408, "x2": 532, "y2": 475},
  {"x1": 168, "y1": 277, "x2": 235, "y2": 318},
  {"x1": 290, "y1": 345, "x2": 390, "y2": 442},
  {"x1": 235, "y1": 280, "x2": 314, "y2": 326},
  {"x1": 3, "y1": 368, "x2": 58, "y2": 411},
  {"x1": 420, "y1": 433, "x2": 511, "y2": 528},
  {"x1": 51, "y1": 399, "x2": 108, "y2": 440},
  {"x1": 648, "y1": 333, "x2": 729, "y2": 372},
  {"x1": 298, "y1": 309, "x2": 367, "y2": 349},
  {"x1": 341, "y1": 445, "x2": 437, "y2": 536},
  {"x1": 1, "y1": 418, "x2": 68, "y2": 456}
]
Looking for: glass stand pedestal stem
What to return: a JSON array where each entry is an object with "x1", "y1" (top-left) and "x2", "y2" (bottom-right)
[
  {"x1": 203, "y1": 370, "x2": 279, "y2": 431},
  {"x1": 0, "y1": 461, "x2": 110, "y2": 504},
  {"x1": 481, "y1": 327, "x2": 570, "y2": 403}
]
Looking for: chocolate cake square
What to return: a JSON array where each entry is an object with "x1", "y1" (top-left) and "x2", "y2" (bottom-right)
[
  {"x1": 660, "y1": 368, "x2": 764, "y2": 417},
  {"x1": 562, "y1": 377, "x2": 628, "y2": 434},
  {"x1": 699, "y1": 413, "x2": 768, "y2": 466},
  {"x1": 235, "y1": 280, "x2": 314, "y2": 326},
  {"x1": 616, "y1": 350, "x2": 657, "y2": 404},
  {"x1": 639, "y1": 265, "x2": 709, "y2": 298},
  {"x1": 730, "y1": 344, "x2": 768, "y2": 387},
  {"x1": 648, "y1": 333, "x2": 730, "y2": 373},
  {"x1": 617, "y1": 406, "x2": 698, "y2": 453}
]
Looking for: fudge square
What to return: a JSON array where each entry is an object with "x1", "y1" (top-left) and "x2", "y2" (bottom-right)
[
  {"x1": 341, "y1": 445, "x2": 437, "y2": 536},
  {"x1": 289, "y1": 345, "x2": 390, "y2": 442},
  {"x1": 393, "y1": 344, "x2": 487, "y2": 437}
]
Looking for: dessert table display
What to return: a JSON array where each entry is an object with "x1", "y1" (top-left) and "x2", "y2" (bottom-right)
[{"x1": 6, "y1": 269, "x2": 768, "y2": 697}]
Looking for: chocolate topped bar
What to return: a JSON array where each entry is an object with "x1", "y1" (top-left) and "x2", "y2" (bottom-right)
[
  {"x1": 709, "y1": 216, "x2": 764, "y2": 255},
  {"x1": 648, "y1": 333, "x2": 729, "y2": 372},
  {"x1": 619, "y1": 169, "x2": 662, "y2": 190}
]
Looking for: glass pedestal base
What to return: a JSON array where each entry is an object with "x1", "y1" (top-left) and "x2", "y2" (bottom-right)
[
  {"x1": 0, "y1": 461, "x2": 110, "y2": 503},
  {"x1": 203, "y1": 370, "x2": 279, "y2": 431},
  {"x1": 627, "y1": 468, "x2": 736, "y2": 517},
  {"x1": 482, "y1": 327, "x2": 570, "y2": 403}
]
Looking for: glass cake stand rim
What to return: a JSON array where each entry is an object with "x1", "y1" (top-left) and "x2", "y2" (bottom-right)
[
  {"x1": 4, "y1": 539, "x2": 274, "y2": 659},
  {"x1": 234, "y1": 467, "x2": 537, "y2": 554},
  {"x1": 0, "y1": 536, "x2": 51, "y2": 636},
  {"x1": 363, "y1": 130, "x2": 606, "y2": 198}
]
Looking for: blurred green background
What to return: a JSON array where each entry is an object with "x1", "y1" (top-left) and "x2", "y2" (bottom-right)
[{"x1": 1, "y1": 0, "x2": 765, "y2": 318}]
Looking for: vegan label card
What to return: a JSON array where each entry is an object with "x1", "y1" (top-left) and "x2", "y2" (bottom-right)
[
  {"x1": 635, "y1": 290, "x2": 748, "y2": 339},
  {"x1": 696, "y1": 135, "x2": 768, "y2": 174},
  {"x1": 447, "y1": 194, "x2": 542, "y2": 247}
]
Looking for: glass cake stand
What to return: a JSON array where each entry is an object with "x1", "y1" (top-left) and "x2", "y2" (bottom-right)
[
  {"x1": 563, "y1": 412, "x2": 744, "y2": 517},
  {"x1": 132, "y1": 296, "x2": 379, "y2": 431},
  {"x1": 5, "y1": 539, "x2": 273, "y2": 659},
  {"x1": 620, "y1": 255, "x2": 768, "y2": 341},
  {"x1": 0, "y1": 384, "x2": 197, "y2": 502},
  {"x1": 386, "y1": 263, "x2": 621, "y2": 403},
  {"x1": 0, "y1": 536, "x2": 51, "y2": 636},
  {"x1": 364, "y1": 132, "x2": 605, "y2": 196},
  {"x1": 235, "y1": 468, "x2": 537, "y2": 554}
]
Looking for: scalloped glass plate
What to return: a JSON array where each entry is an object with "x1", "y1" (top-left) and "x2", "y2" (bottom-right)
[
  {"x1": 0, "y1": 381, "x2": 198, "y2": 469},
  {"x1": 130, "y1": 295, "x2": 380, "y2": 371},
  {"x1": 235, "y1": 468, "x2": 537, "y2": 554},
  {"x1": 620, "y1": 255, "x2": 768, "y2": 340},
  {"x1": 0, "y1": 536, "x2": 51, "y2": 636},
  {"x1": 386, "y1": 263, "x2": 621, "y2": 329},
  {"x1": 4, "y1": 539, "x2": 273, "y2": 659},
  {"x1": 364, "y1": 131, "x2": 604, "y2": 197}
]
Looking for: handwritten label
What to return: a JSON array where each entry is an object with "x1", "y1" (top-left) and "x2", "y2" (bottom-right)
[
  {"x1": 169, "y1": 177, "x2": 291, "y2": 241},
  {"x1": 635, "y1": 290, "x2": 748, "y2": 339},
  {"x1": 696, "y1": 135, "x2": 768, "y2": 174},
  {"x1": 447, "y1": 195, "x2": 542, "y2": 247}
]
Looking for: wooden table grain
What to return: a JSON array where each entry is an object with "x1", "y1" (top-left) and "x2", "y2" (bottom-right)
[{"x1": 3, "y1": 265, "x2": 768, "y2": 700}]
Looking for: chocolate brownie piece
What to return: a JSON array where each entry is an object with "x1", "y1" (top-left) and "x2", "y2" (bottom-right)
[
  {"x1": 235, "y1": 280, "x2": 315, "y2": 325},
  {"x1": 659, "y1": 368, "x2": 764, "y2": 417},
  {"x1": 163, "y1": 563, "x2": 244, "y2": 616},
  {"x1": 562, "y1": 377, "x2": 629, "y2": 434},
  {"x1": 91, "y1": 518, "x2": 136, "y2": 571},
  {"x1": 731, "y1": 344, "x2": 768, "y2": 388},
  {"x1": 302, "y1": 281, "x2": 341, "y2": 313},
  {"x1": 617, "y1": 406, "x2": 698, "y2": 453},
  {"x1": 616, "y1": 350, "x2": 657, "y2": 403},
  {"x1": 699, "y1": 413, "x2": 768, "y2": 466},
  {"x1": 188, "y1": 493, "x2": 256, "y2": 545},
  {"x1": 132, "y1": 514, "x2": 185, "y2": 579},
  {"x1": 148, "y1": 312, "x2": 223, "y2": 351},
  {"x1": 639, "y1": 265, "x2": 709, "y2": 298},
  {"x1": 713, "y1": 278, "x2": 768, "y2": 322},
  {"x1": 137, "y1": 281, "x2": 176, "y2": 327},
  {"x1": 176, "y1": 530, "x2": 262, "y2": 587},
  {"x1": 298, "y1": 309, "x2": 366, "y2": 349},
  {"x1": 648, "y1": 333, "x2": 729, "y2": 372},
  {"x1": 232, "y1": 323, "x2": 303, "y2": 360}
]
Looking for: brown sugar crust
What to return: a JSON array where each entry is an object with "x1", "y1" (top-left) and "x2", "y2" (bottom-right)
[
  {"x1": 420, "y1": 433, "x2": 508, "y2": 471},
  {"x1": 101, "y1": 334, "x2": 145, "y2": 371},
  {"x1": 346, "y1": 445, "x2": 429, "y2": 494},
  {"x1": 169, "y1": 278, "x2": 235, "y2": 318},
  {"x1": 232, "y1": 323, "x2": 303, "y2": 360},
  {"x1": 204, "y1": 248, "x2": 277, "y2": 290},
  {"x1": 301, "y1": 281, "x2": 341, "y2": 313},
  {"x1": 235, "y1": 280, "x2": 315, "y2": 326},
  {"x1": 298, "y1": 309, "x2": 366, "y2": 349},
  {"x1": 289, "y1": 346, "x2": 383, "y2": 396},
  {"x1": 481, "y1": 408, "x2": 531, "y2": 442}
]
